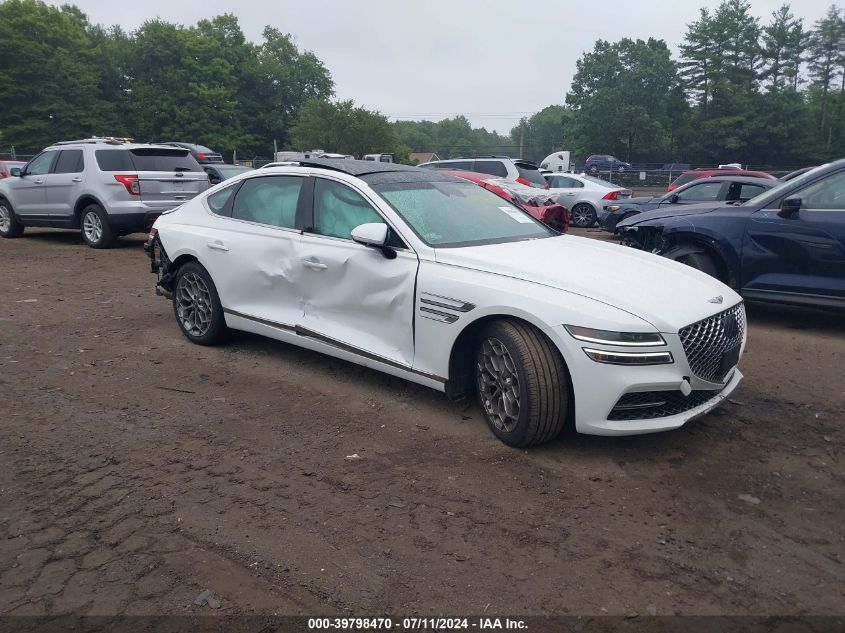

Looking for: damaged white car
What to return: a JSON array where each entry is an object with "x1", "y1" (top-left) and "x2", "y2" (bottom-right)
[{"x1": 145, "y1": 159, "x2": 746, "y2": 447}]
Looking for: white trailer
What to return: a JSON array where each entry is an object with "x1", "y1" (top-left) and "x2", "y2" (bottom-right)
[{"x1": 540, "y1": 151, "x2": 573, "y2": 173}]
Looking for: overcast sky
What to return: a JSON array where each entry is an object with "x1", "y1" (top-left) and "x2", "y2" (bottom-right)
[{"x1": 50, "y1": 0, "x2": 834, "y2": 134}]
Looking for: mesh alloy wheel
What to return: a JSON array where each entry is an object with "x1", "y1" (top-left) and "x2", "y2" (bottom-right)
[
  {"x1": 477, "y1": 337, "x2": 522, "y2": 433},
  {"x1": 175, "y1": 272, "x2": 214, "y2": 338}
]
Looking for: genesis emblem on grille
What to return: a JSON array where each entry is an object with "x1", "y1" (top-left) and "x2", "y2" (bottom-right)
[{"x1": 708, "y1": 295, "x2": 724, "y2": 304}]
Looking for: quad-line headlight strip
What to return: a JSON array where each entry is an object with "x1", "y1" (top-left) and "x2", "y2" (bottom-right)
[{"x1": 565, "y1": 325, "x2": 673, "y2": 366}]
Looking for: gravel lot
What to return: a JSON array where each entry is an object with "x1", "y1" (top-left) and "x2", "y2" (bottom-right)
[{"x1": 1, "y1": 228, "x2": 843, "y2": 617}]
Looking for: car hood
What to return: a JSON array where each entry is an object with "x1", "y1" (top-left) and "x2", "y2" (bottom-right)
[
  {"x1": 434, "y1": 235, "x2": 739, "y2": 332},
  {"x1": 617, "y1": 201, "x2": 733, "y2": 227}
]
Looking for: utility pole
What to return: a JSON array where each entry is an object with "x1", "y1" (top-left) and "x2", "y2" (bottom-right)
[
  {"x1": 519, "y1": 121, "x2": 525, "y2": 160},
  {"x1": 273, "y1": 139, "x2": 278, "y2": 160}
]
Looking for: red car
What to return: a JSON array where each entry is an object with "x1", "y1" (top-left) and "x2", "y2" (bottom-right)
[
  {"x1": 441, "y1": 170, "x2": 569, "y2": 233},
  {"x1": 0, "y1": 161, "x2": 26, "y2": 180},
  {"x1": 668, "y1": 168, "x2": 776, "y2": 191}
]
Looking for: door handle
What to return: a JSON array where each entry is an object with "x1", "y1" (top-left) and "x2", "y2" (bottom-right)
[
  {"x1": 206, "y1": 240, "x2": 229, "y2": 252},
  {"x1": 33, "y1": 178, "x2": 44, "y2": 184},
  {"x1": 72, "y1": 177, "x2": 83, "y2": 183},
  {"x1": 301, "y1": 258, "x2": 328, "y2": 271}
]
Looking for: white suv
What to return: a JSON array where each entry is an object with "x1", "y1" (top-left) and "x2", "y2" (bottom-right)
[
  {"x1": 0, "y1": 138, "x2": 209, "y2": 248},
  {"x1": 419, "y1": 157, "x2": 549, "y2": 188}
]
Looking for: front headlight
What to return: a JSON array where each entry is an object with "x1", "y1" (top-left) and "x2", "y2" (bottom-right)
[
  {"x1": 582, "y1": 348, "x2": 674, "y2": 365},
  {"x1": 565, "y1": 325, "x2": 665, "y2": 347}
]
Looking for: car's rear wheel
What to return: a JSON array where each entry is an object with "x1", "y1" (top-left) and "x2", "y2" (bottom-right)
[
  {"x1": 0, "y1": 199, "x2": 24, "y2": 238},
  {"x1": 80, "y1": 204, "x2": 115, "y2": 249},
  {"x1": 570, "y1": 203, "x2": 597, "y2": 228},
  {"x1": 664, "y1": 246, "x2": 719, "y2": 278},
  {"x1": 475, "y1": 320, "x2": 569, "y2": 447},
  {"x1": 173, "y1": 261, "x2": 229, "y2": 345}
]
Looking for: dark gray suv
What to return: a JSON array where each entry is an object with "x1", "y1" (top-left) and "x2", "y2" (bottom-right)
[{"x1": 0, "y1": 138, "x2": 209, "y2": 248}]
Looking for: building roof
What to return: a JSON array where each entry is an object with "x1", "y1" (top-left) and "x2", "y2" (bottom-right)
[{"x1": 410, "y1": 152, "x2": 440, "y2": 164}]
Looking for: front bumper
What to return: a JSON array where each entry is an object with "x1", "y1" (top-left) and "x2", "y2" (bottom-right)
[{"x1": 545, "y1": 325, "x2": 743, "y2": 436}]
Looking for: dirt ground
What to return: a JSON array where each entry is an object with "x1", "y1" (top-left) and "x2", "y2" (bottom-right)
[{"x1": 1, "y1": 227, "x2": 843, "y2": 618}]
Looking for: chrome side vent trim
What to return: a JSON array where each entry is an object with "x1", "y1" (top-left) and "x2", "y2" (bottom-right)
[
  {"x1": 420, "y1": 293, "x2": 476, "y2": 313},
  {"x1": 420, "y1": 307, "x2": 459, "y2": 324}
]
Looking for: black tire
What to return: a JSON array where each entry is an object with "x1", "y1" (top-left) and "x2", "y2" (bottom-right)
[
  {"x1": 475, "y1": 320, "x2": 570, "y2": 447},
  {"x1": 80, "y1": 204, "x2": 116, "y2": 249},
  {"x1": 172, "y1": 261, "x2": 229, "y2": 345},
  {"x1": 0, "y1": 198, "x2": 24, "y2": 238},
  {"x1": 664, "y1": 246, "x2": 719, "y2": 278},
  {"x1": 570, "y1": 203, "x2": 597, "y2": 228}
]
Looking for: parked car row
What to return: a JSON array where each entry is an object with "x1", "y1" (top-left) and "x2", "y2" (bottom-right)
[
  {"x1": 600, "y1": 175, "x2": 777, "y2": 233},
  {"x1": 617, "y1": 160, "x2": 845, "y2": 310}
]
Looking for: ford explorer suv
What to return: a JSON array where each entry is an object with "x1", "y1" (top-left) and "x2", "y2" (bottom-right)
[{"x1": 0, "y1": 138, "x2": 209, "y2": 248}]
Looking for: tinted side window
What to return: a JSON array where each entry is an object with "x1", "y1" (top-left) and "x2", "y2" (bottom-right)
[
  {"x1": 314, "y1": 179, "x2": 384, "y2": 240},
  {"x1": 25, "y1": 151, "x2": 57, "y2": 176},
  {"x1": 473, "y1": 160, "x2": 508, "y2": 178},
  {"x1": 54, "y1": 150, "x2": 84, "y2": 174},
  {"x1": 738, "y1": 184, "x2": 765, "y2": 201},
  {"x1": 206, "y1": 183, "x2": 238, "y2": 216},
  {"x1": 231, "y1": 177, "x2": 303, "y2": 228},
  {"x1": 96, "y1": 150, "x2": 134, "y2": 172},
  {"x1": 798, "y1": 171, "x2": 845, "y2": 210},
  {"x1": 677, "y1": 181, "x2": 723, "y2": 201}
]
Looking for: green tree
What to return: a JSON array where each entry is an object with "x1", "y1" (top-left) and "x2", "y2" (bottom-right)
[
  {"x1": 0, "y1": 0, "x2": 114, "y2": 152},
  {"x1": 566, "y1": 38, "x2": 688, "y2": 163},
  {"x1": 508, "y1": 106, "x2": 572, "y2": 162},
  {"x1": 760, "y1": 4, "x2": 805, "y2": 92},
  {"x1": 290, "y1": 99, "x2": 403, "y2": 159},
  {"x1": 806, "y1": 5, "x2": 845, "y2": 141},
  {"x1": 253, "y1": 27, "x2": 334, "y2": 152}
]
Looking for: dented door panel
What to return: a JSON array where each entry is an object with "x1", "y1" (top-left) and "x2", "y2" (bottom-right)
[
  {"x1": 202, "y1": 218, "x2": 303, "y2": 329},
  {"x1": 298, "y1": 234, "x2": 418, "y2": 366}
]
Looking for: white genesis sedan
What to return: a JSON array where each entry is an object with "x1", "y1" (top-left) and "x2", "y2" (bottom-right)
[{"x1": 146, "y1": 159, "x2": 746, "y2": 447}]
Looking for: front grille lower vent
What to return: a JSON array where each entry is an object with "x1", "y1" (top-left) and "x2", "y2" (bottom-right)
[{"x1": 608, "y1": 389, "x2": 724, "y2": 421}]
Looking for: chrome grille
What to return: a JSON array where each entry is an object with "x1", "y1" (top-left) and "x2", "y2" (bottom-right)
[{"x1": 679, "y1": 303, "x2": 746, "y2": 383}]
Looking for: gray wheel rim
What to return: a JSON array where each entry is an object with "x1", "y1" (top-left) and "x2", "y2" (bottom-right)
[
  {"x1": 477, "y1": 337, "x2": 521, "y2": 433},
  {"x1": 0, "y1": 205, "x2": 10, "y2": 233},
  {"x1": 83, "y1": 211, "x2": 103, "y2": 243},
  {"x1": 571, "y1": 205, "x2": 594, "y2": 227},
  {"x1": 176, "y1": 272, "x2": 213, "y2": 337}
]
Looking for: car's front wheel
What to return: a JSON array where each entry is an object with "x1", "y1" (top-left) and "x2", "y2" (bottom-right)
[
  {"x1": 475, "y1": 320, "x2": 570, "y2": 447},
  {"x1": 570, "y1": 203, "x2": 597, "y2": 228},
  {"x1": 172, "y1": 261, "x2": 229, "y2": 345},
  {"x1": 0, "y1": 199, "x2": 24, "y2": 238},
  {"x1": 664, "y1": 245, "x2": 719, "y2": 279},
  {"x1": 80, "y1": 204, "x2": 116, "y2": 248}
]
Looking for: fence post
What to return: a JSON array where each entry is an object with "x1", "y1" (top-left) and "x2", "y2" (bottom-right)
[{"x1": 11, "y1": 146, "x2": 16, "y2": 160}]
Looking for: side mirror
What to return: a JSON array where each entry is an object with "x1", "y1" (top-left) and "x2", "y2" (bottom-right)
[
  {"x1": 779, "y1": 196, "x2": 801, "y2": 218},
  {"x1": 351, "y1": 222, "x2": 396, "y2": 259},
  {"x1": 669, "y1": 193, "x2": 679, "y2": 203},
  {"x1": 10, "y1": 167, "x2": 22, "y2": 177},
  {"x1": 209, "y1": 177, "x2": 221, "y2": 186}
]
